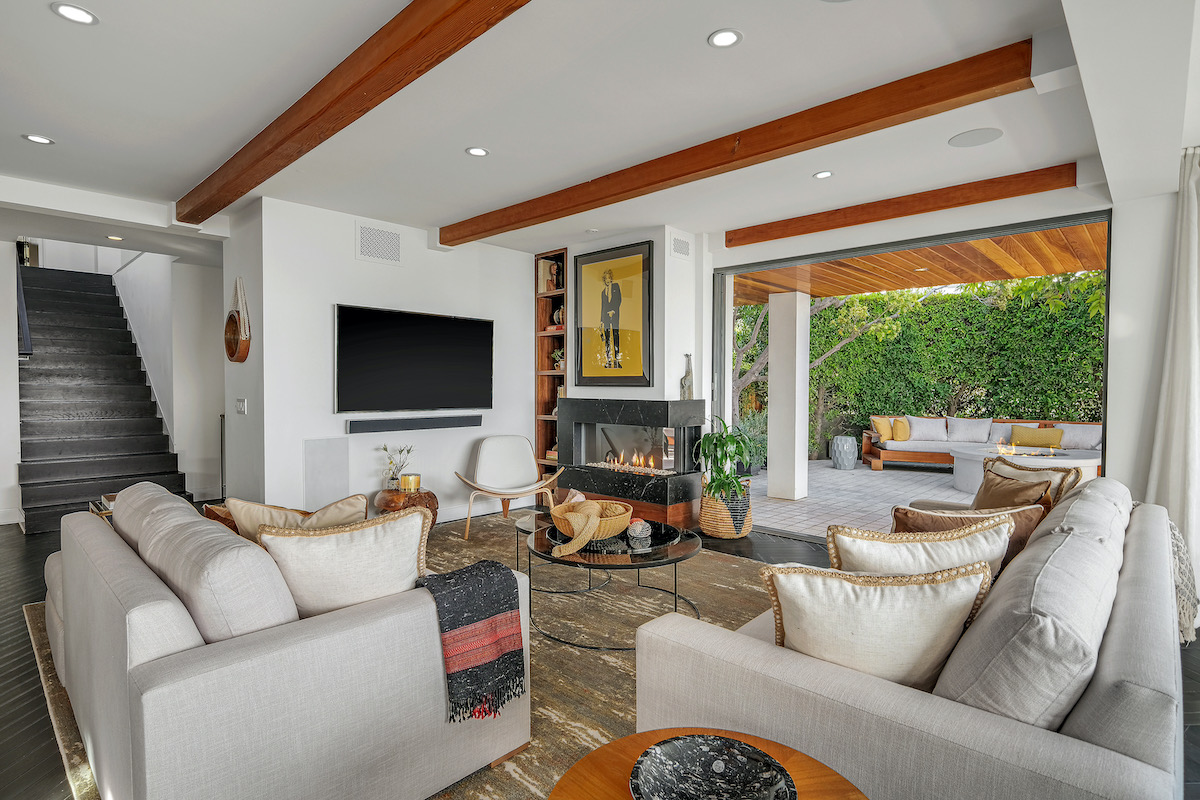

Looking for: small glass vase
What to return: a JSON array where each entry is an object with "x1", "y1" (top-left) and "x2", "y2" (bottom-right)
[{"x1": 385, "y1": 477, "x2": 402, "y2": 491}]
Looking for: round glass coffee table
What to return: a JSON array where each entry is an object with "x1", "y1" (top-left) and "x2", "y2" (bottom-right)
[{"x1": 526, "y1": 517, "x2": 701, "y2": 651}]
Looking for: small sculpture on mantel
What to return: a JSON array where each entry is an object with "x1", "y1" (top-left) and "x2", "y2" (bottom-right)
[{"x1": 680, "y1": 353, "x2": 694, "y2": 400}]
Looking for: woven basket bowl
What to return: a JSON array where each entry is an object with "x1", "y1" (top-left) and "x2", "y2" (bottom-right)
[{"x1": 550, "y1": 500, "x2": 633, "y2": 541}]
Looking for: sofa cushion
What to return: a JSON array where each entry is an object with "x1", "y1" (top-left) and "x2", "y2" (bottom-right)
[
  {"x1": 892, "y1": 417, "x2": 911, "y2": 441},
  {"x1": 112, "y1": 481, "x2": 189, "y2": 549},
  {"x1": 761, "y1": 562, "x2": 991, "y2": 691},
  {"x1": 1026, "y1": 477, "x2": 1132, "y2": 551},
  {"x1": 933, "y1": 482, "x2": 1127, "y2": 728},
  {"x1": 976, "y1": 456, "x2": 1081, "y2": 506},
  {"x1": 988, "y1": 421, "x2": 1013, "y2": 444},
  {"x1": 946, "y1": 417, "x2": 991, "y2": 443},
  {"x1": 1054, "y1": 422, "x2": 1103, "y2": 450},
  {"x1": 1009, "y1": 425, "x2": 1063, "y2": 449},
  {"x1": 877, "y1": 440, "x2": 954, "y2": 453},
  {"x1": 905, "y1": 416, "x2": 947, "y2": 442},
  {"x1": 225, "y1": 495, "x2": 369, "y2": 544},
  {"x1": 891, "y1": 505, "x2": 1047, "y2": 571},
  {"x1": 259, "y1": 507, "x2": 431, "y2": 617},
  {"x1": 971, "y1": 472, "x2": 1050, "y2": 511},
  {"x1": 870, "y1": 416, "x2": 895, "y2": 442},
  {"x1": 828, "y1": 517, "x2": 1012, "y2": 577},
  {"x1": 139, "y1": 507, "x2": 299, "y2": 643}
]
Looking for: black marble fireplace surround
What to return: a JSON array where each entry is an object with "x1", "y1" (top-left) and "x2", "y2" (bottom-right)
[{"x1": 557, "y1": 398, "x2": 705, "y2": 511}]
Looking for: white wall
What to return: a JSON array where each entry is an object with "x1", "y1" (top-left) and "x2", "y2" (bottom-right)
[
  {"x1": 0, "y1": 240, "x2": 22, "y2": 525},
  {"x1": 171, "y1": 264, "x2": 224, "y2": 499},
  {"x1": 223, "y1": 203, "x2": 266, "y2": 502},
  {"x1": 1105, "y1": 192, "x2": 1177, "y2": 497},
  {"x1": 229, "y1": 198, "x2": 532, "y2": 521},
  {"x1": 113, "y1": 253, "x2": 175, "y2": 434}
]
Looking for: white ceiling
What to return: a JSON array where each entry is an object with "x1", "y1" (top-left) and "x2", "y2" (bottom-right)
[{"x1": 0, "y1": 0, "x2": 1116, "y2": 259}]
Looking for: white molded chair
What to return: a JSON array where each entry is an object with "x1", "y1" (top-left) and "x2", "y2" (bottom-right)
[{"x1": 455, "y1": 435, "x2": 563, "y2": 539}]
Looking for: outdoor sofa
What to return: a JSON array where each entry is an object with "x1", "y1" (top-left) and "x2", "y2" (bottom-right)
[
  {"x1": 42, "y1": 482, "x2": 530, "y2": 800},
  {"x1": 861, "y1": 415, "x2": 1103, "y2": 470},
  {"x1": 637, "y1": 477, "x2": 1182, "y2": 799}
]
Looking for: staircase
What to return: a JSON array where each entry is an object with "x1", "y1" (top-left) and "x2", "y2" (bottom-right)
[{"x1": 17, "y1": 266, "x2": 190, "y2": 534}]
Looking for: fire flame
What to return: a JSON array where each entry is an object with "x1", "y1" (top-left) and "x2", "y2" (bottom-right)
[{"x1": 995, "y1": 438, "x2": 1056, "y2": 458}]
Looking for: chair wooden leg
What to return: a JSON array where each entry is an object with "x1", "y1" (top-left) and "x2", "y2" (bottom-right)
[
  {"x1": 501, "y1": 499, "x2": 511, "y2": 518},
  {"x1": 464, "y1": 493, "x2": 476, "y2": 540}
]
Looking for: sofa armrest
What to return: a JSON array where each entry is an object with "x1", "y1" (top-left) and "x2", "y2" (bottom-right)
[
  {"x1": 905, "y1": 499, "x2": 972, "y2": 511},
  {"x1": 636, "y1": 614, "x2": 1175, "y2": 800},
  {"x1": 128, "y1": 572, "x2": 530, "y2": 800}
]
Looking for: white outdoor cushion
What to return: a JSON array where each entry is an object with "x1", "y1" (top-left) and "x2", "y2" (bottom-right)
[
  {"x1": 947, "y1": 417, "x2": 992, "y2": 443},
  {"x1": 225, "y1": 495, "x2": 368, "y2": 544},
  {"x1": 828, "y1": 517, "x2": 1013, "y2": 577},
  {"x1": 988, "y1": 422, "x2": 1013, "y2": 444},
  {"x1": 761, "y1": 561, "x2": 991, "y2": 691},
  {"x1": 934, "y1": 481, "x2": 1128, "y2": 728},
  {"x1": 878, "y1": 440, "x2": 955, "y2": 453},
  {"x1": 1054, "y1": 423, "x2": 1103, "y2": 450},
  {"x1": 138, "y1": 507, "x2": 299, "y2": 643},
  {"x1": 905, "y1": 416, "x2": 948, "y2": 442},
  {"x1": 259, "y1": 507, "x2": 431, "y2": 617}
]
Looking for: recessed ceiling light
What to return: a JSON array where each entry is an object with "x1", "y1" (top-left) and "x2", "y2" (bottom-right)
[
  {"x1": 21, "y1": 134, "x2": 55, "y2": 145},
  {"x1": 813, "y1": 170, "x2": 834, "y2": 179},
  {"x1": 585, "y1": 228, "x2": 600, "y2": 234},
  {"x1": 465, "y1": 147, "x2": 489, "y2": 157},
  {"x1": 914, "y1": 267, "x2": 930, "y2": 272},
  {"x1": 107, "y1": 235, "x2": 124, "y2": 241},
  {"x1": 707, "y1": 29, "x2": 742, "y2": 48},
  {"x1": 50, "y1": 3, "x2": 99, "y2": 24},
  {"x1": 948, "y1": 128, "x2": 1004, "y2": 148}
]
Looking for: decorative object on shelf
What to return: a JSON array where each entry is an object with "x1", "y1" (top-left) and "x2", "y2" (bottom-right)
[
  {"x1": 224, "y1": 276, "x2": 252, "y2": 363},
  {"x1": 575, "y1": 240, "x2": 653, "y2": 387},
  {"x1": 549, "y1": 499, "x2": 633, "y2": 557},
  {"x1": 830, "y1": 435, "x2": 858, "y2": 470},
  {"x1": 551, "y1": 347, "x2": 565, "y2": 372},
  {"x1": 629, "y1": 733, "x2": 797, "y2": 800},
  {"x1": 627, "y1": 517, "x2": 652, "y2": 550},
  {"x1": 552, "y1": 307, "x2": 563, "y2": 325},
  {"x1": 374, "y1": 487, "x2": 439, "y2": 527},
  {"x1": 680, "y1": 353, "x2": 694, "y2": 400},
  {"x1": 379, "y1": 443, "x2": 414, "y2": 490},
  {"x1": 696, "y1": 416, "x2": 753, "y2": 539}
]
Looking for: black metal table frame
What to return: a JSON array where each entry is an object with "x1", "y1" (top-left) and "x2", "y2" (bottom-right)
[{"x1": 523, "y1": 533, "x2": 700, "y2": 652}]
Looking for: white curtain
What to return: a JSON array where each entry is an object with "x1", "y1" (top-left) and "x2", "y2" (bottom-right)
[{"x1": 1148, "y1": 147, "x2": 1200, "y2": 581}]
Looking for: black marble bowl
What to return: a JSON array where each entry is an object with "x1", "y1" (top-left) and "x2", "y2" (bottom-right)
[{"x1": 629, "y1": 734, "x2": 797, "y2": 800}]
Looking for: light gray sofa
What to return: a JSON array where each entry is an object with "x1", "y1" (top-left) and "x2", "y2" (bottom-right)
[
  {"x1": 43, "y1": 482, "x2": 530, "y2": 800},
  {"x1": 636, "y1": 478, "x2": 1182, "y2": 799}
]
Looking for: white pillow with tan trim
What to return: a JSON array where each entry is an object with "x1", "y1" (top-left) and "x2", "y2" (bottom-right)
[
  {"x1": 226, "y1": 494, "x2": 368, "y2": 544},
  {"x1": 760, "y1": 562, "x2": 992, "y2": 691},
  {"x1": 259, "y1": 507, "x2": 431, "y2": 617},
  {"x1": 827, "y1": 517, "x2": 1014, "y2": 577}
]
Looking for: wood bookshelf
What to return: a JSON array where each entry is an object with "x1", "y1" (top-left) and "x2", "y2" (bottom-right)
[{"x1": 534, "y1": 248, "x2": 567, "y2": 478}]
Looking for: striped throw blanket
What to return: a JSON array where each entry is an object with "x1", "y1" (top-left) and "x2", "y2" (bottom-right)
[{"x1": 419, "y1": 560, "x2": 526, "y2": 722}]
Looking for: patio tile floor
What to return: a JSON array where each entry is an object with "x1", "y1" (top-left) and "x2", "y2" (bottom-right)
[{"x1": 748, "y1": 460, "x2": 974, "y2": 541}]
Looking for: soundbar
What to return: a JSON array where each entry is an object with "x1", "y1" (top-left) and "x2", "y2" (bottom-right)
[{"x1": 347, "y1": 415, "x2": 483, "y2": 434}]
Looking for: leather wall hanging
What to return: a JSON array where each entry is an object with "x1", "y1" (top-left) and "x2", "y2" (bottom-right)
[{"x1": 224, "y1": 277, "x2": 251, "y2": 363}]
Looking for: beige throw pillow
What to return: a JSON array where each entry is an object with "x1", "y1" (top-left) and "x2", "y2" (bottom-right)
[
  {"x1": 980, "y1": 456, "x2": 1082, "y2": 506},
  {"x1": 226, "y1": 494, "x2": 368, "y2": 544},
  {"x1": 828, "y1": 517, "x2": 1013, "y2": 577},
  {"x1": 760, "y1": 562, "x2": 992, "y2": 691},
  {"x1": 259, "y1": 507, "x2": 431, "y2": 617}
]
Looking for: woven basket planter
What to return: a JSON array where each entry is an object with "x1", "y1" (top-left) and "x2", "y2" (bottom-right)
[{"x1": 699, "y1": 483, "x2": 752, "y2": 539}]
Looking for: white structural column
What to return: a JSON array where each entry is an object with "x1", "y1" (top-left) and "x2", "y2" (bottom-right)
[{"x1": 767, "y1": 292, "x2": 810, "y2": 500}]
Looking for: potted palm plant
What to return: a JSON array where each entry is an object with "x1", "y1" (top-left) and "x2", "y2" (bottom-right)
[{"x1": 694, "y1": 416, "x2": 753, "y2": 539}]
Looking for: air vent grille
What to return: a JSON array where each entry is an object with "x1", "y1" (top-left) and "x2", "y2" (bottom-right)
[
  {"x1": 672, "y1": 236, "x2": 691, "y2": 258},
  {"x1": 356, "y1": 223, "x2": 404, "y2": 265}
]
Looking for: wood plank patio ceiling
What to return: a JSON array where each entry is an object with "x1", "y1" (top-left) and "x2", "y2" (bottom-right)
[{"x1": 731, "y1": 222, "x2": 1108, "y2": 306}]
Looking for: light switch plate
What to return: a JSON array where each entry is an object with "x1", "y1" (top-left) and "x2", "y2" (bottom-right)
[{"x1": 235, "y1": 398, "x2": 247, "y2": 415}]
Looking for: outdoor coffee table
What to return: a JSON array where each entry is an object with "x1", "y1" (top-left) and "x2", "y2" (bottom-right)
[
  {"x1": 548, "y1": 727, "x2": 866, "y2": 799},
  {"x1": 526, "y1": 517, "x2": 701, "y2": 651}
]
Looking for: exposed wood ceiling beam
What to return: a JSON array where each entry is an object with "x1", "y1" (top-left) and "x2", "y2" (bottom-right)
[
  {"x1": 175, "y1": 0, "x2": 532, "y2": 225},
  {"x1": 439, "y1": 39, "x2": 1034, "y2": 246},
  {"x1": 725, "y1": 163, "x2": 1077, "y2": 248}
]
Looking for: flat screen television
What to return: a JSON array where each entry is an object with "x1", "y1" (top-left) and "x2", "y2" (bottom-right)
[{"x1": 336, "y1": 305, "x2": 493, "y2": 412}]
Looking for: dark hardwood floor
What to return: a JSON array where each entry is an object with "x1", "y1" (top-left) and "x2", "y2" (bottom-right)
[{"x1": 1, "y1": 522, "x2": 1196, "y2": 798}]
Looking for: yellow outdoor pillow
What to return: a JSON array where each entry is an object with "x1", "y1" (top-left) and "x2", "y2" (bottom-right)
[
  {"x1": 870, "y1": 416, "x2": 894, "y2": 442},
  {"x1": 892, "y1": 417, "x2": 911, "y2": 441},
  {"x1": 1009, "y1": 425, "x2": 1063, "y2": 449}
]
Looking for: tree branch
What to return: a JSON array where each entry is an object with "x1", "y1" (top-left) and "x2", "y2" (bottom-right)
[{"x1": 733, "y1": 344, "x2": 769, "y2": 396}]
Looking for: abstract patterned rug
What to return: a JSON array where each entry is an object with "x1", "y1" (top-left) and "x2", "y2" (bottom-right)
[{"x1": 26, "y1": 513, "x2": 771, "y2": 799}]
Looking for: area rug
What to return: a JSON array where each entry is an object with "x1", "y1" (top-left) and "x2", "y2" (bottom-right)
[{"x1": 25, "y1": 513, "x2": 771, "y2": 799}]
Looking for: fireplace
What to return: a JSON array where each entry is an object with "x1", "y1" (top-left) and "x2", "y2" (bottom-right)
[{"x1": 557, "y1": 398, "x2": 705, "y2": 528}]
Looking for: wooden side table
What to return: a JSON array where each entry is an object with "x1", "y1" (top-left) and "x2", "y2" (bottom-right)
[
  {"x1": 548, "y1": 727, "x2": 865, "y2": 800},
  {"x1": 374, "y1": 489, "x2": 438, "y2": 527}
]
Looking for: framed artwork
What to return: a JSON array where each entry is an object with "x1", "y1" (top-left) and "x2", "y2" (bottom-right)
[{"x1": 574, "y1": 240, "x2": 652, "y2": 387}]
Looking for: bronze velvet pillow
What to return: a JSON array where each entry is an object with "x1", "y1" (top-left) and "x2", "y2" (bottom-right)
[
  {"x1": 202, "y1": 504, "x2": 240, "y2": 534},
  {"x1": 980, "y1": 456, "x2": 1082, "y2": 506},
  {"x1": 973, "y1": 471, "x2": 1051, "y2": 512},
  {"x1": 892, "y1": 504, "x2": 1048, "y2": 572}
]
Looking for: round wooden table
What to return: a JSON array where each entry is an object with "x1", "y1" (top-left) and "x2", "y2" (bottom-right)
[{"x1": 548, "y1": 727, "x2": 866, "y2": 799}]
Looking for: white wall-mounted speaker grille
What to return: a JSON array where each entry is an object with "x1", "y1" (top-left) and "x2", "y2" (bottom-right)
[
  {"x1": 356, "y1": 221, "x2": 404, "y2": 265},
  {"x1": 672, "y1": 236, "x2": 691, "y2": 258}
]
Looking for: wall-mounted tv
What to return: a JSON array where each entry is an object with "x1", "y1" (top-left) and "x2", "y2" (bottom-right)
[{"x1": 336, "y1": 305, "x2": 493, "y2": 412}]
